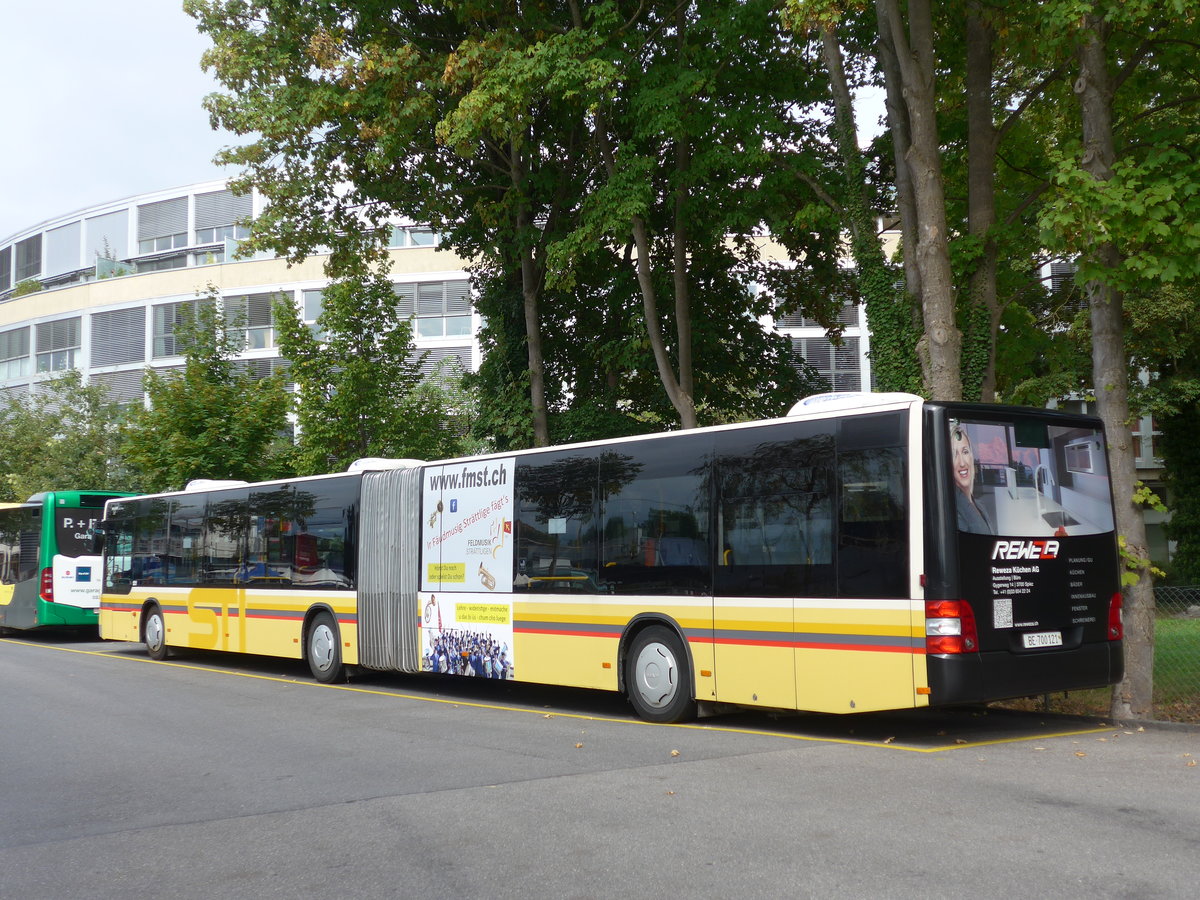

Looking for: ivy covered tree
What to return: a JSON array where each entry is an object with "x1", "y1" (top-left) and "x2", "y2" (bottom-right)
[
  {"x1": 0, "y1": 371, "x2": 138, "y2": 500},
  {"x1": 123, "y1": 294, "x2": 294, "y2": 492},
  {"x1": 274, "y1": 273, "x2": 474, "y2": 475}
]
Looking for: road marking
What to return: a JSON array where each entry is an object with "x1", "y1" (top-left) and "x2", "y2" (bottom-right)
[{"x1": 3, "y1": 638, "x2": 1116, "y2": 751}]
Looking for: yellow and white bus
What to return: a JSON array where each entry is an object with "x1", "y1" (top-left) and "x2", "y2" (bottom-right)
[{"x1": 99, "y1": 393, "x2": 1123, "y2": 722}]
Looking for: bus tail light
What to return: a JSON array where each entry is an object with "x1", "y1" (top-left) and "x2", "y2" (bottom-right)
[
  {"x1": 925, "y1": 599, "x2": 978, "y2": 654},
  {"x1": 40, "y1": 567, "x2": 54, "y2": 602},
  {"x1": 1107, "y1": 592, "x2": 1123, "y2": 641}
]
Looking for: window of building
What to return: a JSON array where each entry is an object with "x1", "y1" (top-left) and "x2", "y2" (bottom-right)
[
  {"x1": 394, "y1": 280, "x2": 471, "y2": 338},
  {"x1": 302, "y1": 289, "x2": 325, "y2": 339},
  {"x1": 791, "y1": 335, "x2": 861, "y2": 392},
  {"x1": 194, "y1": 189, "x2": 253, "y2": 245},
  {"x1": 224, "y1": 292, "x2": 276, "y2": 350},
  {"x1": 195, "y1": 223, "x2": 250, "y2": 245},
  {"x1": 35, "y1": 318, "x2": 81, "y2": 373},
  {"x1": 0, "y1": 246, "x2": 11, "y2": 291},
  {"x1": 14, "y1": 235, "x2": 42, "y2": 283},
  {"x1": 388, "y1": 226, "x2": 438, "y2": 248},
  {"x1": 152, "y1": 301, "x2": 198, "y2": 358},
  {"x1": 0, "y1": 327, "x2": 30, "y2": 380},
  {"x1": 91, "y1": 308, "x2": 146, "y2": 367},
  {"x1": 776, "y1": 299, "x2": 860, "y2": 329},
  {"x1": 137, "y1": 197, "x2": 188, "y2": 255}
]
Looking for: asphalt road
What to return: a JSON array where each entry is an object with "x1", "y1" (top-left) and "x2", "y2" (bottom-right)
[{"x1": 1, "y1": 631, "x2": 1197, "y2": 899}]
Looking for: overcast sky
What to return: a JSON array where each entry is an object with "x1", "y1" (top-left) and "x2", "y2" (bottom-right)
[{"x1": 0, "y1": 2, "x2": 233, "y2": 241}]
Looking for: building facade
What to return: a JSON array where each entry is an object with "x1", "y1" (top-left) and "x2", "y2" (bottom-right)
[
  {"x1": 0, "y1": 179, "x2": 868, "y2": 409},
  {"x1": 0, "y1": 180, "x2": 477, "y2": 405}
]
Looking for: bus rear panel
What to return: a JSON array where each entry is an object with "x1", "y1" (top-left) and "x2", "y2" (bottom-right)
[
  {"x1": 922, "y1": 404, "x2": 1123, "y2": 705},
  {"x1": 0, "y1": 491, "x2": 125, "y2": 631}
]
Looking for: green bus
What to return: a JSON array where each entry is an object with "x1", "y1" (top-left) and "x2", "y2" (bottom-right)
[{"x1": 0, "y1": 491, "x2": 131, "y2": 632}]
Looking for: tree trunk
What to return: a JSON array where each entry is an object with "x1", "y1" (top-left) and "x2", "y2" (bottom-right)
[
  {"x1": 1075, "y1": 13, "x2": 1154, "y2": 719},
  {"x1": 966, "y1": 2, "x2": 1001, "y2": 402},
  {"x1": 512, "y1": 143, "x2": 550, "y2": 447},
  {"x1": 882, "y1": 0, "x2": 962, "y2": 400},
  {"x1": 874, "y1": 0, "x2": 921, "y2": 305}
]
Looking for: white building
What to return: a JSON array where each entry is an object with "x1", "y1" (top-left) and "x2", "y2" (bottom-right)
[{"x1": 0, "y1": 180, "x2": 477, "y2": 403}]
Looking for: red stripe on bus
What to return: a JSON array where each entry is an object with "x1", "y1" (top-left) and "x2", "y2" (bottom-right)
[{"x1": 514, "y1": 627, "x2": 618, "y2": 639}]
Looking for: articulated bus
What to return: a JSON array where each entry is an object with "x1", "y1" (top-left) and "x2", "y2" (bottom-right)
[
  {"x1": 0, "y1": 491, "x2": 132, "y2": 632},
  {"x1": 98, "y1": 394, "x2": 1123, "y2": 722}
]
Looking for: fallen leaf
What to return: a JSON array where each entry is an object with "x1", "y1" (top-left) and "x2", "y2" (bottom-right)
[
  {"x1": 1137, "y1": 726, "x2": 1145, "y2": 733},
  {"x1": 1187, "y1": 760, "x2": 1197, "y2": 768},
  {"x1": 883, "y1": 736, "x2": 895, "y2": 744},
  {"x1": 666, "y1": 790, "x2": 676, "y2": 795},
  {"x1": 1096, "y1": 738, "x2": 1108, "y2": 743},
  {"x1": 670, "y1": 749, "x2": 680, "y2": 757},
  {"x1": 1034, "y1": 747, "x2": 1047, "y2": 751},
  {"x1": 955, "y1": 738, "x2": 968, "y2": 745},
  {"x1": 1075, "y1": 751, "x2": 1087, "y2": 758},
  {"x1": 575, "y1": 742, "x2": 584, "y2": 749}
]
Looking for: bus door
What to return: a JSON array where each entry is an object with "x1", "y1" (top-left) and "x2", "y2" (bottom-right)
[{"x1": 714, "y1": 423, "x2": 838, "y2": 710}]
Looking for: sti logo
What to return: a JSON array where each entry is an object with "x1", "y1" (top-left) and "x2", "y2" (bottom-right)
[{"x1": 991, "y1": 540, "x2": 1060, "y2": 560}]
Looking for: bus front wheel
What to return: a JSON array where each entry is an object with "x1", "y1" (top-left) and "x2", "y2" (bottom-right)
[
  {"x1": 143, "y1": 606, "x2": 169, "y2": 661},
  {"x1": 305, "y1": 612, "x2": 344, "y2": 684},
  {"x1": 626, "y1": 625, "x2": 696, "y2": 724}
]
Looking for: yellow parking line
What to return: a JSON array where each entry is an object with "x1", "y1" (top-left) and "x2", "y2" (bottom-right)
[{"x1": 4, "y1": 638, "x2": 1115, "y2": 751}]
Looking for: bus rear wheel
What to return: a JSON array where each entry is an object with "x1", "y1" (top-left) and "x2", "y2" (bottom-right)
[
  {"x1": 143, "y1": 605, "x2": 169, "y2": 661},
  {"x1": 626, "y1": 625, "x2": 696, "y2": 724},
  {"x1": 305, "y1": 612, "x2": 344, "y2": 684}
]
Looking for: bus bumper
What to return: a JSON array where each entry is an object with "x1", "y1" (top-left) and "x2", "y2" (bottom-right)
[{"x1": 927, "y1": 640, "x2": 1124, "y2": 706}]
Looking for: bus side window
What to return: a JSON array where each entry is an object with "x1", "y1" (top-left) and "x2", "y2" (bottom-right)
[
  {"x1": 599, "y1": 434, "x2": 711, "y2": 596},
  {"x1": 513, "y1": 450, "x2": 599, "y2": 593},
  {"x1": 715, "y1": 421, "x2": 836, "y2": 599}
]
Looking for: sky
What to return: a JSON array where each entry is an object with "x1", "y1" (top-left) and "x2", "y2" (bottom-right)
[{"x1": 0, "y1": 2, "x2": 233, "y2": 241}]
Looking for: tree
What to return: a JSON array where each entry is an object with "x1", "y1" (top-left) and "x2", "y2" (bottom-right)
[
  {"x1": 123, "y1": 294, "x2": 293, "y2": 492},
  {"x1": 1036, "y1": 0, "x2": 1200, "y2": 718},
  {"x1": 188, "y1": 0, "x2": 841, "y2": 445},
  {"x1": 0, "y1": 371, "x2": 138, "y2": 500},
  {"x1": 274, "y1": 273, "x2": 473, "y2": 475}
]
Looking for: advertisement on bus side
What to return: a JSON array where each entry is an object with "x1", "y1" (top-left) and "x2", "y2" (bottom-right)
[{"x1": 421, "y1": 458, "x2": 517, "y2": 679}]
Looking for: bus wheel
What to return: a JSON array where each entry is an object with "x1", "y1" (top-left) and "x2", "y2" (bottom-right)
[
  {"x1": 305, "y1": 612, "x2": 344, "y2": 684},
  {"x1": 143, "y1": 606, "x2": 169, "y2": 661},
  {"x1": 626, "y1": 625, "x2": 696, "y2": 724}
]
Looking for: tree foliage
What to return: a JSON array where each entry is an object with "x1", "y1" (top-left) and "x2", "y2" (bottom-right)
[
  {"x1": 123, "y1": 295, "x2": 294, "y2": 492},
  {"x1": 186, "y1": 0, "x2": 842, "y2": 443},
  {"x1": 274, "y1": 273, "x2": 473, "y2": 475},
  {"x1": 0, "y1": 371, "x2": 138, "y2": 501}
]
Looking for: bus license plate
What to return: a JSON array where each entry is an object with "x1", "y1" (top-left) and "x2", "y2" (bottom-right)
[{"x1": 1022, "y1": 631, "x2": 1063, "y2": 649}]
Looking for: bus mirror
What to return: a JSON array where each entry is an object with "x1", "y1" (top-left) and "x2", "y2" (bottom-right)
[{"x1": 90, "y1": 525, "x2": 107, "y2": 555}]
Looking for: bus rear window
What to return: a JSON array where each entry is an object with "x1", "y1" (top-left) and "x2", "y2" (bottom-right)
[
  {"x1": 55, "y1": 509, "x2": 104, "y2": 558},
  {"x1": 948, "y1": 418, "x2": 1114, "y2": 536}
]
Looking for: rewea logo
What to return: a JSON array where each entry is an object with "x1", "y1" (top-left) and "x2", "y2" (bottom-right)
[{"x1": 992, "y1": 540, "x2": 1060, "y2": 560}]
